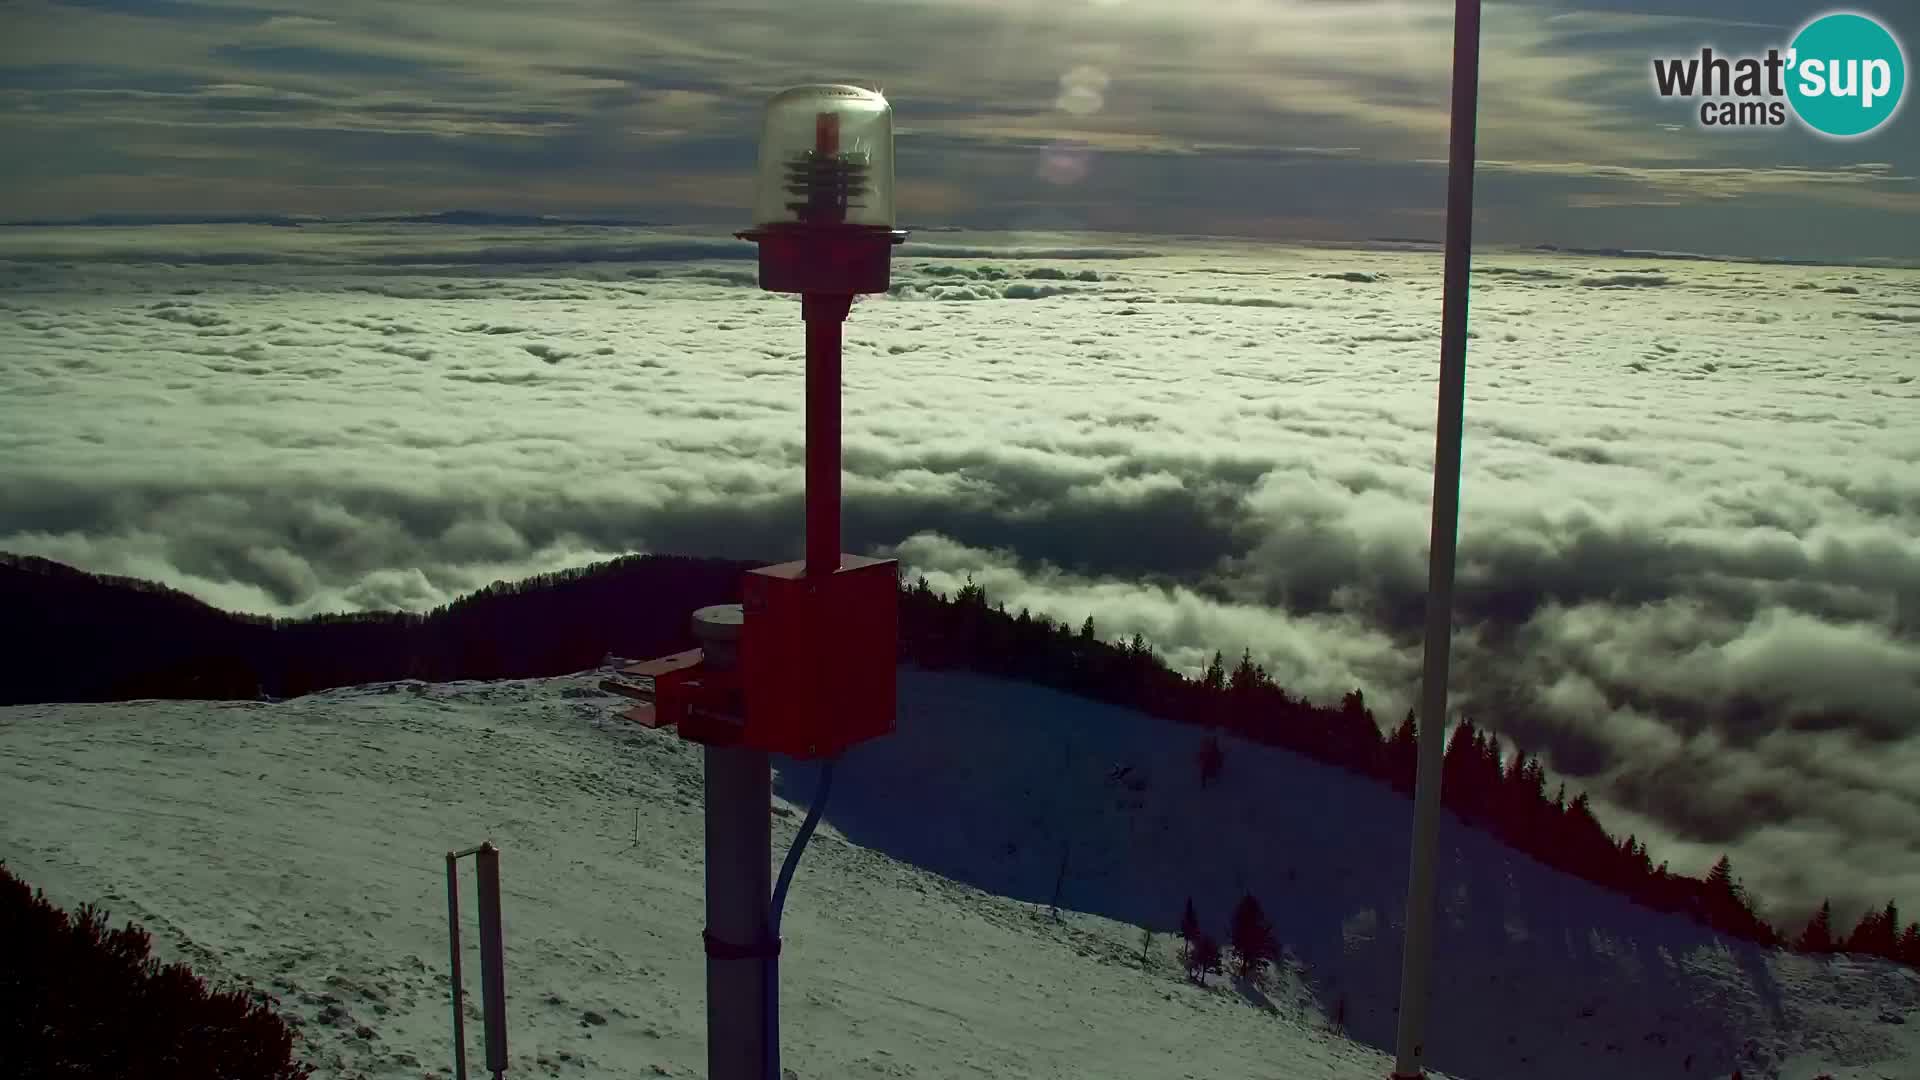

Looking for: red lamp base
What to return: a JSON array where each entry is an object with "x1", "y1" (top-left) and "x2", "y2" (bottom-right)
[{"x1": 737, "y1": 223, "x2": 906, "y2": 295}]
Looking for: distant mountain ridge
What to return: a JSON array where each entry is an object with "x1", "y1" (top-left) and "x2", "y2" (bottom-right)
[
  {"x1": 0, "y1": 209, "x2": 957, "y2": 230},
  {"x1": 5, "y1": 214, "x2": 1908, "y2": 267},
  {"x1": 0, "y1": 550, "x2": 748, "y2": 704},
  {"x1": 0, "y1": 209, "x2": 669, "y2": 229}
]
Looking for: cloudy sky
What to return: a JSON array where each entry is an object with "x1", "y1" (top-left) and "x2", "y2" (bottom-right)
[{"x1": 2, "y1": 0, "x2": 1916, "y2": 261}]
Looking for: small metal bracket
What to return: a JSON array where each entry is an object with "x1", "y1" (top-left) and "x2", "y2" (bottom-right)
[
  {"x1": 621, "y1": 649, "x2": 705, "y2": 679},
  {"x1": 600, "y1": 678, "x2": 654, "y2": 702},
  {"x1": 613, "y1": 637, "x2": 748, "y2": 743},
  {"x1": 678, "y1": 694, "x2": 748, "y2": 746}
]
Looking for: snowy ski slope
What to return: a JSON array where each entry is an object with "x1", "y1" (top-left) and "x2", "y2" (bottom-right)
[{"x1": 3, "y1": 666, "x2": 1915, "y2": 1079}]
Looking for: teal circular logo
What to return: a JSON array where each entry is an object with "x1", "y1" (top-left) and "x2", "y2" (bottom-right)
[{"x1": 1786, "y1": 12, "x2": 1907, "y2": 137}]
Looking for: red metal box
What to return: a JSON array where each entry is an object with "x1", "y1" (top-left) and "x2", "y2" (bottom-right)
[{"x1": 740, "y1": 555, "x2": 898, "y2": 758}]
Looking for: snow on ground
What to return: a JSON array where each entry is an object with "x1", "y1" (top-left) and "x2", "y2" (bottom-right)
[{"x1": 3, "y1": 665, "x2": 1916, "y2": 1080}]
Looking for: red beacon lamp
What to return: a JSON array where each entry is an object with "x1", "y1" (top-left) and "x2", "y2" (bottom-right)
[
  {"x1": 621, "y1": 83, "x2": 905, "y2": 759},
  {"x1": 608, "y1": 83, "x2": 906, "y2": 1080},
  {"x1": 741, "y1": 84, "x2": 906, "y2": 297}
]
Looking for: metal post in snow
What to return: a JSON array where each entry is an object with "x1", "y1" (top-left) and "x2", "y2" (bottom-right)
[
  {"x1": 1389, "y1": 0, "x2": 1482, "y2": 1077},
  {"x1": 446, "y1": 853, "x2": 468, "y2": 1080},
  {"x1": 446, "y1": 842, "x2": 509, "y2": 1079},
  {"x1": 697, "y1": 605, "x2": 771, "y2": 1080},
  {"x1": 475, "y1": 843, "x2": 509, "y2": 1079}
]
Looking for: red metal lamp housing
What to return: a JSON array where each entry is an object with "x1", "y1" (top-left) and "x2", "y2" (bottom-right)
[{"x1": 737, "y1": 85, "x2": 906, "y2": 295}]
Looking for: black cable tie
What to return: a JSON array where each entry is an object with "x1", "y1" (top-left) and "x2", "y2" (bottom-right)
[{"x1": 702, "y1": 929, "x2": 781, "y2": 960}]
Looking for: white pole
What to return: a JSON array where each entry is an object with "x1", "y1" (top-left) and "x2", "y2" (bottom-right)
[{"x1": 1390, "y1": 0, "x2": 1481, "y2": 1076}]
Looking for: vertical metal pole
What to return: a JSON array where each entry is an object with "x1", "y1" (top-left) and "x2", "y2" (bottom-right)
[
  {"x1": 446, "y1": 853, "x2": 468, "y2": 1080},
  {"x1": 802, "y1": 292, "x2": 851, "y2": 577},
  {"x1": 475, "y1": 843, "x2": 509, "y2": 1078},
  {"x1": 1391, "y1": 0, "x2": 1482, "y2": 1077},
  {"x1": 698, "y1": 609, "x2": 771, "y2": 1080}
]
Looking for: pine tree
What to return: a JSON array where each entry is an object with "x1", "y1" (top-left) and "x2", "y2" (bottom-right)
[
  {"x1": 1203, "y1": 651, "x2": 1226, "y2": 692},
  {"x1": 1442, "y1": 719, "x2": 1482, "y2": 813},
  {"x1": 1341, "y1": 689, "x2": 1367, "y2": 718},
  {"x1": 1444, "y1": 717, "x2": 1480, "y2": 763},
  {"x1": 1503, "y1": 743, "x2": 1526, "y2": 779},
  {"x1": 1391, "y1": 711, "x2": 1417, "y2": 747},
  {"x1": 956, "y1": 574, "x2": 987, "y2": 608},
  {"x1": 1712, "y1": 853, "x2": 1743, "y2": 895},
  {"x1": 1702, "y1": 855, "x2": 1755, "y2": 936},
  {"x1": 1079, "y1": 615, "x2": 1095, "y2": 640},
  {"x1": 1845, "y1": 901, "x2": 1901, "y2": 958},
  {"x1": 1228, "y1": 893, "x2": 1279, "y2": 978},
  {"x1": 1229, "y1": 648, "x2": 1263, "y2": 694},
  {"x1": 1187, "y1": 933, "x2": 1223, "y2": 984},
  {"x1": 1899, "y1": 922, "x2": 1920, "y2": 965},
  {"x1": 1795, "y1": 900, "x2": 1835, "y2": 953},
  {"x1": 1387, "y1": 711, "x2": 1419, "y2": 794},
  {"x1": 1179, "y1": 898, "x2": 1201, "y2": 962}
]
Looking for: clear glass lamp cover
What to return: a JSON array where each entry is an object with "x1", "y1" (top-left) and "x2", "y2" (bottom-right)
[{"x1": 751, "y1": 84, "x2": 895, "y2": 229}]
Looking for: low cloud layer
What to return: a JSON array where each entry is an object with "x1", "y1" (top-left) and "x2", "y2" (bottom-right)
[{"x1": 2, "y1": 223, "x2": 1917, "y2": 928}]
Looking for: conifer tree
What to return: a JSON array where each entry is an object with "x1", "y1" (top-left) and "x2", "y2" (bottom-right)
[
  {"x1": 1844, "y1": 901, "x2": 1900, "y2": 958},
  {"x1": 1341, "y1": 689, "x2": 1368, "y2": 718},
  {"x1": 1387, "y1": 711, "x2": 1418, "y2": 794},
  {"x1": 1203, "y1": 650, "x2": 1226, "y2": 692},
  {"x1": 1707, "y1": 855, "x2": 1739, "y2": 906},
  {"x1": 1179, "y1": 898, "x2": 1201, "y2": 962},
  {"x1": 1228, "y1": 893, "x2": 1279, "y2": 978},
  {"x1": 1187, "y1": 934, "x2": 1223, "y2": 984},
  {"x1": 1795, "y1": 900, "x2": 1835, "y2": 954},
  {"x1": 1229, "y1": 649, "x2": 1263, "y2": 694},
  {"x1": 1391, "y1": 711, "x2": 1417, "y2": 748}
]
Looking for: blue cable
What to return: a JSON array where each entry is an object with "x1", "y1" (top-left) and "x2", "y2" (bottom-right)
[{"x1": 765, "y1": 758, "x2": 835, "y2": 1080}]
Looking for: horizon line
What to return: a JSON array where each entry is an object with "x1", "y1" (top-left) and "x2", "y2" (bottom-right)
[{"x1": 1, "y1": 210, "x2": 1915, "y2": 270}]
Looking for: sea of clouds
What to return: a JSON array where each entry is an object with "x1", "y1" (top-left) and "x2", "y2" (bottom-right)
[{"x1": 2, "y1": 222, "x2": 1915, "y2": 926}]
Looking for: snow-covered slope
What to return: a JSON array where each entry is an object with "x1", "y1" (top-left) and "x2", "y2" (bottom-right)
[{"x1": 3, "y1": 667, "x2": 1915, "y2": 1080}]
